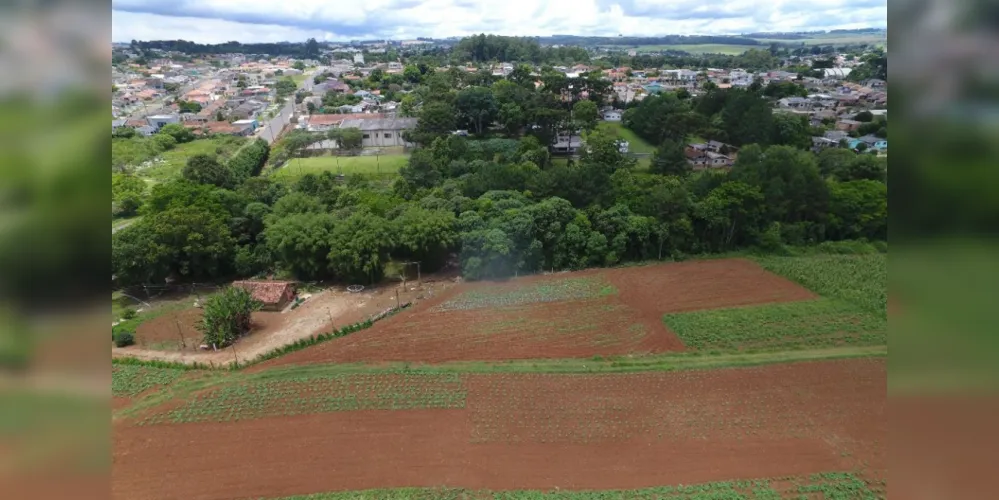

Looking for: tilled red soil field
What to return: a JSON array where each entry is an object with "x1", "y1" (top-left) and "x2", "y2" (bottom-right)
[
  {"x1": 261, "y1": 258, "x2": 813, "y2": 367},
  {"x1": 112, "y1": 358, "x2": 885, "y2": 499}
]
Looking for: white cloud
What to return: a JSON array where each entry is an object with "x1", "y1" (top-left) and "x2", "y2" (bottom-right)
[{"x1": 111, "y1": 0, "x2": 887, "y2": 43}]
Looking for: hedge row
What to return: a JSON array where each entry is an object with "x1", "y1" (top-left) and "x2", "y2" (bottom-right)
[{"x1": 228, "y1": 138, "x2": 270, "y2": 182}]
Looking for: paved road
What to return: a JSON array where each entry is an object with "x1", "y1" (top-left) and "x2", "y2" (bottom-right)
[{"x1": 254, "y1": 68, "x2": 319, "y2": 144}]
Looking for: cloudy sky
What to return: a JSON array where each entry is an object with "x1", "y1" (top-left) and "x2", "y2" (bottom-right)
[{"x1": 112, "y1": 0, "x2": 887, "y2": 43}]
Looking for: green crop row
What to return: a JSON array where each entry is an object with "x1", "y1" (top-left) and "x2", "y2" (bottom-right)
[
  {"x1": 435, "y1": 276, "x2": 617, "y2": 312},
  {"x1": 663, "y1": 298, "x2": 886, "y2": 352},
  {"x1": 140, "y1": 372, "x2": 466, "y2": 425},
  {"x1": 755, "y1": 254, "x2": 887, "y2": 318},
  {"x1": 265, "y1": 472, "x2": 882, "y2": 499},
  {"x1": 112, "y1": 364, "x2": 186, "y2": 397}
]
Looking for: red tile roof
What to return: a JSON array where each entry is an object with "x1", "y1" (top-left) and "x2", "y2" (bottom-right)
[{"x1": 232, "y1": 280, "x2": 295, "y2": 305}]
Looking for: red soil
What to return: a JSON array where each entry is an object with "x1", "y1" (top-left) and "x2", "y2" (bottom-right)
[
  {"x1": 261, "y1": 258, "x2": 814, "y2": 367},
  {"x1": 133, "y1": 307, "x2": 284, "y2": 351},
  {"x1": 112, "y1": 358, "x2": 886, "y2": 499}
]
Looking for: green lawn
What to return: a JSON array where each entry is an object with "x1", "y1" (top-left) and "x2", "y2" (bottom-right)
[
  {"x1": 129, "y1": 136, "x2": 247, "y2": 183},
  {"x1": 596, "y1": 122, "x2": 655, "y2": 154},
  {"x1": 269, "y1": 154, "x2": 409, "y2": 181}
]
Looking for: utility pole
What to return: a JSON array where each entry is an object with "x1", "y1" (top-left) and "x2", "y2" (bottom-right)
[{"x1": 175, "y1": 320, "x2": 186, "y2": 349}]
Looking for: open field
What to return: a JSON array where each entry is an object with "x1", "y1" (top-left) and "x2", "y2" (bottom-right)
[
  {"x1": 112, "y1": 358, "x2": 886, "y2": 499},
  {"x1": 269, "y1": 153, "x2": 408, "y2": 181},
  {"x1": 750, "y1": 34, "x2": 887, "y2": 46},
  {"x1": 113, "y1": 135, "x2": 247, "y2": 183},
  {"x1": 259, "y1": 259, "x2": 817, "y2": 367},
  {"x1": 597, "y1": 121, "x2": 655, "y2": 154}
]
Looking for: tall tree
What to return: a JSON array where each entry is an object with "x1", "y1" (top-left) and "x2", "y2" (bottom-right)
[
  {"x1": 455, "y1": 86, "x2": 498, "y2": 135},
  {"x1": 572, "y1": 99, "x2": 599, "y2": 133},
  {"x1": 650, "y1": 139, "x2": 691, "y2": 177}
]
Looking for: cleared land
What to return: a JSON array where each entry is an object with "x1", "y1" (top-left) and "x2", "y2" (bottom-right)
[
  {"x1": 260, "y1": 259, "x2": 816, "y2": 367},
  {"x1": 269, "y1": 154, "x2": 408, "y2": 181},
  {"x1": 113, "y1": 358, "x2": 886, "y2": 499},
  {"x1": 596, "y1": 121, "x2": 655, "y2": 154},
  {"x1": 112, "y1": 136, "x2": 247, "y2": 183}
]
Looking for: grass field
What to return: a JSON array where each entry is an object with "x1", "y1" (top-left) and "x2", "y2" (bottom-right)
[
  {"x1": 596, "y1": 122, "x2": 655, "y2": 154},
  {"x1": 266, "y1": 472, "x2": 882, "y2": 499},
  {"x1": 269, "y1": 154, "x2": 408, "y2": 181},
  {"x1": 750, "y1": 34, "x2": 887, "y2": 46},
  {"x1": 133, "y1": 136, "x2": 246, "y2": 183}
]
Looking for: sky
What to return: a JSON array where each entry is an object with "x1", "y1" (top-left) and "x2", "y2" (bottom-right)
[{"x1": 111, "y1": 0, "x2": 887, "y2": 44}]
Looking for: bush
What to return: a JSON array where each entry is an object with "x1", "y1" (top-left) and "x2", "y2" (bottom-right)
[
  {"x1": 114, "y1": 331, "x2": 135, "y2": 347},
  {"x1": 121, "y1": 308, "x2": 137, "y2": 320},
  {"x1": 199, "y1": 286, "x2": 261, "y2": 348}
]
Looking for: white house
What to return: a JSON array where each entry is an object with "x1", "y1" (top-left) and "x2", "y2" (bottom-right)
[
  {"x1": 353, "y1": 53, "x2": 365, "y2": 65},
  {"x1": 601, "y1": 109, "x2": 623, "y2": 121}
]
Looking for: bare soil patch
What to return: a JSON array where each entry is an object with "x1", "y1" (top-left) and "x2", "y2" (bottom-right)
[
  {"x1": 112, "y1": 358, "x2": 885, "y2": 499},
  {"x1": 263, "y1": 259, "x2": 814, "y2": 366},
  {"x1": 264, "y1": 295, "x2": 682, "y2": 366}
]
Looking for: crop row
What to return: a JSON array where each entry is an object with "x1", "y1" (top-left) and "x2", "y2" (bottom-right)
[
  {"x1": 112, "y1": 365, "x2": 185, "y2": 398},
  {"x1": 434, "y1": 276, "x2": 616, "y2": 312},
  {"x1": 663, "y1": 298, "x2": 886, "y2": 352},
  {"x1": 756, "y1": 253, "x2": 887, "y2": 318},
  {"x1": 266, "y1": 472, "x2": 882, "y2": 499},
  {"x1": 140, "y1": 372, "x2": 466, "y2": 425}
]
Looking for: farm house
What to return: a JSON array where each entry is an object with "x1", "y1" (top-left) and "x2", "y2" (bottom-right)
[{"x1": 232, "y1": 280, "x2": 296, "y2": 311}]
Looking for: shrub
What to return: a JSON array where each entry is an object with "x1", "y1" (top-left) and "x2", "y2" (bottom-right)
[
  {"x1": 121, "y1": 308, "x2": 137, "y2": 320},
  {"x1": 199, "y1": 286, "x2": 261, "y2": 348},
  {"x1": 114, "y1": 331, "x2": 135, "y2": 348}
]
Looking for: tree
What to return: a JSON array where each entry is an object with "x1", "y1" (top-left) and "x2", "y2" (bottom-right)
[
  {"x1": 394, "y1": 206, "x2": 458, "y2": 269},
  {"x1": 730, "y1": 145, "x2": 829, "y2": 235},
  {"x1": 406, "y1": 101, "x2": 457, "y2": 146},
  {"x1": 306, "y1": 101, "x2": 316, "y2": 114},
  {"x1": 199, "y1": 286, "x2": 261, "y2": 348},
  {"x1": 293, "y1": 61, "x2": 306, "y2": 71},
  {"x1": 650, "y1": 139, "x2": 691, "y2": 176},
  {"x1": 369, "y1": 68, "x2": 384, "y2": 83},
  {"x1": 327, "y1": 211, "x2": 396, "y2": 283},
  {"x1": 572, "y1": 99, "x2": 599, "y2": 132},
  {"x1": 403, "y1": 65, "x2": 422, "y2": 84},
  {"x1": 817, "y1": 148, "x2": 857, "y2": 178},
  {"x1": 827, "y1": 179, "x2": 887, "y2": 240},
  {"x1": 158, "y1": 123, "x2": 195, "y2": 144},
  {"x1": 112, "y1": 207, "x2": 235, "y2": 286},
  {"x1": 182, "y1": 154, "x2": 233, "y2": 188},
  {"x1": 304, "y1": 38, "x2": 320, "y2": 60},
  {"x1": 331, "y1": 127, "x2": 363, "y2": 153},
  {"x1": 770, "y1": 113, "x2": 811, "y2": 150},
  {"x1": 112, "y1": 174, "x2": 146, "y2": 217},
  {"x1": 854, "y1": 110, "x2": 874, "y2": 122},
  {"x1": 455, "y1": 86, "x2": 498, "y2": 135},
  {"x1": 177, "y1": 100, "x2": 202, "y2": 113},
  {"x1": 498, "y1": 103, "x2": 525, "y2": 136},
  {"x1": 263, "y1": 212, "x2": 337, "y2": 279}
]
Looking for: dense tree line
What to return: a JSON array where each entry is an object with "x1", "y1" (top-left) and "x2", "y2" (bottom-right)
[
  {"x1": 452, "y1": 35, "x2": 590, "y2": 64},
  {"x1": 622, "y1": 83, "x2": 816, "y2": 150},
  {"x1": 113, "y1": 69, "x2": 886, "y2": 288},
  {"x1": 541, "y1": 35, "x2": 762, "y2": 47},
  {"x1": 131, "y1": 38, "x2": 321, "y2": 59}
]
